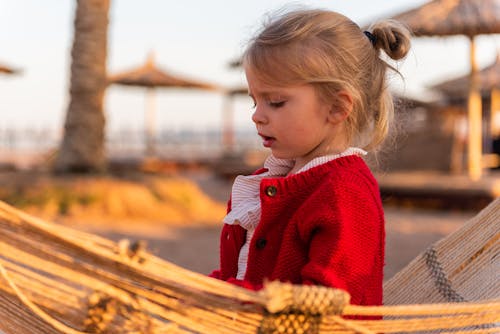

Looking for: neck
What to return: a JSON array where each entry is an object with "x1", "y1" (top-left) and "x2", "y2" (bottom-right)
[{"x1": 288, "y1": 145, "x2": 350, "y2": 175}]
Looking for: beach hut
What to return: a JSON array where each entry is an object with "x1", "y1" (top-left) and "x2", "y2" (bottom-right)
[
  {"x1": 432, "y1": 53, "x2": 500, "y2": 98},
  {"x1": 432, "y1": 53, "x2": 500, "y2": 170},
  {"x1": 388, "y1": 0, "x2": 500, "y2": 180},
  {"x1": 108, "y1": 53, "x2": 220, "y2": 156}
]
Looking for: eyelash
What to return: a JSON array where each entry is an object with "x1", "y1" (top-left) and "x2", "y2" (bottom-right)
[
  {"x1": 251, "y1": 101, "x2": 286, "y2": 109},
  {"x1": 269, "y1": 101, "x2": 285, "y2": 108}
]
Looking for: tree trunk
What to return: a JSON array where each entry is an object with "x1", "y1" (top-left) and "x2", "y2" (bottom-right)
[{"x1": 54, "y1": 0, "x2": 110, "y2": 173}]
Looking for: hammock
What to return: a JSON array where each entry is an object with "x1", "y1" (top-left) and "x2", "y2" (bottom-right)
[{"x1": 0, "y1": 198, "x2": 498, "y2": 334}]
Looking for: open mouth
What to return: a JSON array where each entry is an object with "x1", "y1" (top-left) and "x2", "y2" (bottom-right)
[{"x1": 259, "y1": 133, "x2": 275, "y2": 148}]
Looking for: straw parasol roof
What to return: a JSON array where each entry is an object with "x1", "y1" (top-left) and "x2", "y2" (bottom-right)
[
  {"x1": 392, "y1": 0, "x2": 500, "y2": 37},
  {"x1": 108, "y1": 53, "x2": 221, "y2": 156},
  {"x1": 0, "y1": 63, "x2": 20, "y2": 75},
  {"x1": 226, "y1": 85, "x2": 248, "y2": 96},
  {"x1": 387, "y1": 0, "x2": 500, "y2": 180},
  {"x1": 108, "y1": 53, "x2": 219, "y2": 90},
  {"x1": 432, "y1": 53, "x2": 500, "y2": 97}
]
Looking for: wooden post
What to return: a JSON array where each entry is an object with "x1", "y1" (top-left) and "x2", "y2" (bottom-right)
[
  {"x1": 467, "y1": 36, "x2": 482, "y2": 180},
  {"x1": 491, "y1": 88, "x2": 500, "y2": 138},
  {"x1": 491, "y1": 88, "x2": 500, "y2": 168},
  {"x1": 222, "y1": 94, "x2": 235, "y2": 153},
  {"x1": 145, "y1": 87, "x2": 157, "y2": 157}
]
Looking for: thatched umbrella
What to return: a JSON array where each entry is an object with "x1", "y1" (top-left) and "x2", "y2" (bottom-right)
[
  {"x1": 108, "y1": 53, "x2": 220, "y2": 156},
  {"x1": 389, "y1": 0, "x2": 500, "y2": 180},
  {"x1": 432, "y1": 53, "x2": 500, "y2": 97},
  {"x1": 0, "y1": 63, "x2": 20, "y2": 75}
]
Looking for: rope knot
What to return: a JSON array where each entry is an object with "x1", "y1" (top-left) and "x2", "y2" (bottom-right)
[
  {"x1": 258, "y1": 281, "x2": 351, "y2": 334},
  {"x1": 259, "y1": 281, "x2": 350, "y2": 315}
]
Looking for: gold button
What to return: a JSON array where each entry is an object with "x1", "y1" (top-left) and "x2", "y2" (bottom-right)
[{"x1": 265, "y1": 185, "x2": 277, "y2": 197}]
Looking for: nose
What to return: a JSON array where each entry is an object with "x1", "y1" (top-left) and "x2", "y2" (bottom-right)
[{"x1": 252, "y1": 106, "x2": 267, "y2": 125}]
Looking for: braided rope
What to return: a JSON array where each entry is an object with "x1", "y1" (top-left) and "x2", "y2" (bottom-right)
[
  {"x1": 258, "y1": 312, "x2": 321, "y2": 334},
  {"x1": 257, "y1": 281, "x2": 370, "y2": 334},
  {"x1": 259, "y1": 281, "x2": 350, "y2": 315}
]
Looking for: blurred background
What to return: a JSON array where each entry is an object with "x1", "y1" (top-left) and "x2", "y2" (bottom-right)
[{"x1": 0, "y1": 0, "x2": 499, "y2": 280}]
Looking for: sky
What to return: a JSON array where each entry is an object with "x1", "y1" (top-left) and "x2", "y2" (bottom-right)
[{"x1": 0, "y1": 0, "x2": 499, "y2": 135}]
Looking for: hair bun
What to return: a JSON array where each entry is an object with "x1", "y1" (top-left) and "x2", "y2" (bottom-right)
[{"x1": 370, "y1": 19, "x2": 411, "y2": 60}]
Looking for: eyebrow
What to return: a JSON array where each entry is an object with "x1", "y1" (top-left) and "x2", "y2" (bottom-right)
[{"x1": 248, "y1": 90, "x2": 287, "y2": 99}]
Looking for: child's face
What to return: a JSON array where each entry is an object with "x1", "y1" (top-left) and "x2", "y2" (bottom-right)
[{"x1": 246, "y1": 68, "x2": 345, "y2": 168}]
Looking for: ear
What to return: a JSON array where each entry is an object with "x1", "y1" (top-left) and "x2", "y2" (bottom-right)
[{"x1": 327, "y1": 90, "x2": 353, "y2": 124}]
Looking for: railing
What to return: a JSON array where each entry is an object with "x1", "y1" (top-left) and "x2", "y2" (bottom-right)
[{"x1": 0, "y1": 127, "x2": 263, "y2": 169}]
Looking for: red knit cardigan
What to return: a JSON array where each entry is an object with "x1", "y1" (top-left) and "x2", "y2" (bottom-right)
[{"x1": 209, "y1": 155, "x2": 385, "y2": 306}]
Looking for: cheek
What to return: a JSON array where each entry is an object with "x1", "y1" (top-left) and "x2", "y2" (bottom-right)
[{"x1": 285, "y1": 124, "x2": 316, "y2": 142}]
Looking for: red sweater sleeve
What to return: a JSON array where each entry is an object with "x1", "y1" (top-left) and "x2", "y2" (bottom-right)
[{"x1": 298, "y1": 178, "x2": 384, "y2": 305}]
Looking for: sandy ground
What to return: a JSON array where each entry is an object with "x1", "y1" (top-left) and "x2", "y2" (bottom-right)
[
  {"x1": 79, "y1": 171, "x2": 477, "y2": 281},
  {"x1": 98, "y1": 208, "x2": 474, "y2": 281}
]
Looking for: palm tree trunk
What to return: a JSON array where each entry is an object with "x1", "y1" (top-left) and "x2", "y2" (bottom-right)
[{"x1": 54, "y1": 0, "x2": 110, "y2": 173}]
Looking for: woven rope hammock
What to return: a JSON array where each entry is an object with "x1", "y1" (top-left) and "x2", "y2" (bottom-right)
[{"x1": 0, "y1": 198, "x2": 498, "y2": 334}]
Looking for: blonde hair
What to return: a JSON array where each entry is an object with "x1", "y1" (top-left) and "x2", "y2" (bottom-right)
[{"x1": 243, "y1": 9, "x2": 411, "y2": 151}]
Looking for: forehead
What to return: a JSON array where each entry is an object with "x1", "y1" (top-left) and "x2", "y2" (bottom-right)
[
  {"x1": 246, "y1": 67, "x2": 319, "y2": 99},
  {"x1": 245, "y1": 66, "x2": 291, "y2": 95},
  {"x1": 246, "y1": 73, "x2": 286, "y2": 99}
]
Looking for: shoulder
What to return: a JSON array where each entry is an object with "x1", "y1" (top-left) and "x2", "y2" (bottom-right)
[
  {"x1": 304, "y1": 157, "x2": 383, "y2": 219},
  {"x1": 320, "y1": 156, "x2": 379, "y2": 195},
  {"x1": 295, "y1": 157, "x2": 384, "y2": 239}
]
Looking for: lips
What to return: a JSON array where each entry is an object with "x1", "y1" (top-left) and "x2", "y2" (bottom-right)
[{"x1": 258, "y1": 133, "x2": 275, "y2": 148}]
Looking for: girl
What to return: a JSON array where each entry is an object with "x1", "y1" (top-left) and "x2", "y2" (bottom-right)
[{"x1": 210, "y1": 8, "x2": 411, "y2": 306}]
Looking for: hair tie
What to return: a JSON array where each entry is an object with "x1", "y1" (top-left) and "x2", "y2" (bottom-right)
[{"x1": 363, "y1": 31, "x2": 376, "y2": 46}]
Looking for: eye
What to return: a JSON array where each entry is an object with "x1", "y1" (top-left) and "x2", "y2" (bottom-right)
[
  {"x1": 249, "y1": 97, "x2": 257, "y2": 109},
  {"x1": 269, "y1": 101, "x2": 286, "y2": 108}
]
